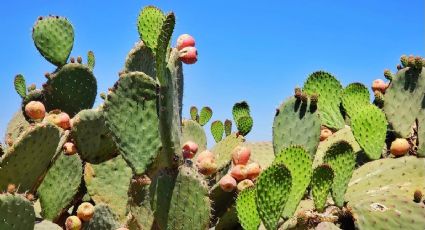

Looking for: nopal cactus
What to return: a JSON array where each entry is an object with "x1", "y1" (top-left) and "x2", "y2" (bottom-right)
[{"x1": 1, "y1": 4, "x2": 425, "y2": 230}]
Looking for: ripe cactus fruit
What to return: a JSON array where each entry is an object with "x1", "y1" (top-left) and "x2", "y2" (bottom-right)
[
  {"x1": 77, "y1": 202, "x2": 95, "y2": 222},
  {"x1": 182, "y1": 140, "x2": 198, "y2": 159},
  {"x1": 246, "y1": 162, "x2": 261, "y2": 180},
  {"x1": 196, "y1": 150, "x2": 214, "y2": 164},
  {"x1": 63, "y1": 142, "x2": 77, "y2": 155},
  {"x1": 231, "y1": 164, "x2": 248, "y2": 181},
  {"x1": 176, "y1": 34, "x2": 195, "y2": 50},
  {"x1": 65, "y1": 216, "x2": 82, "y2": 230},
  {"x1": 232, "y1": 146, "x2": 251, "y2": 165},
  {"x1": 237, "y1": 179, "x2": 254, "y2": 192},
  {"x1": 219, "y1": 174, "x2": 237, "y2": 192},
  {"x1": 25, "y1": 101, "x2": 46, "y2": 120},
  {"x1": 179, "y1": 46, "x2": 198, "y2": 64},
  {"x1": 197, "y1": 157, "x2": 217, "y2": 176},
  {"x1": 371, "y1": 79, "x2": 387, "y2": 93},
  {"x1": 320, "y1": 128, "x2": 333, "y2": 141},
  {"x1": 7, "y1": 183, "x2": 16, "y2": 194},
  {"x1": 46, "y1": 112, "x2": 71, "y2": 130},
  {"x1": 390, "y1": 138, "x2": 410, "y2": 156}
]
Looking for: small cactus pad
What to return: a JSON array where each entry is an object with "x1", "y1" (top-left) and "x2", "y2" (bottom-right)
[
  {"x1": 104, "y1": 72, "x2": 161, "y2": 175},
  {"x1": 71, "y1": 109, "x2": 117, "y2": 164},
  {"x1": 232, "y1": 101, "x2": 251, "y2": 122},
  {"x1": 44, "y1": 63, "x2": 97, "y2": 116},
  {"x1": 323, "y1": 141, "x2": 355, "y2": 207},
  {"x1": 384, "y1": 66, "x2": 425, "y2": 137},
  {"x1": 347, "y1": 157, "x2": 425, "y2": 229},
  {"x1": 273, "y1": 97, "x2": 321, "y2": 157},
  {"x1": 181, "y1": 119, "x2": 207, "y2": 153},
  {"x1": 224, "y1": 119, "x2": 232, "y2": 136},
  {"x1": 351, "y1": 105, "x2": 387, "y2": 160},
  {"x1": 87, "y1": 51, "x2": 95, "y2": 70},
  {"x1": 38, "y1": 153, "x2": 83, "y2": 221},
  {"x1": 14, "y1": 74, "x2": 26, "y2": 98},
  {"x1": 236, "y1": 188, "x2": 261, "y2": 230},
  {"x1": 32, "y1": 15, "x2": 74, "y2": 66},
  {"x1": 341, "y1": 83, "x2": 370, "y2": 118},
  {"x1": 0, "y1": 194, "x2": 35, "y2": 230},
  {"x1": 199, "y1": 106, "x2": 213, "y2": 126},
  {"x1": 82, "y1": 204, "x2": 120, "y2": 230},
  {"x1": 211, "y1": 120, "x2": 224, "y2": 143},
  {"x1": 137, "y1": 6, "x2": 165, "y2": 53},
  {"x1": 84, "y1": 155, "x2": 132, "y2": 222},
  {"x1": 190, "y1": 106, "x2": 198, "y2": 121},
  {"x1": 311, "y1": 164, "x2": 334, "y2": 212},
  {"x1": 0, "y1": 123, "x2": 60, "y2": 191},
  {"x1": 256, "y1": 163, "x2": 292, "y2": 230},
  {"x1": 123, "y1": 41, "x2": 155, "y2": 77},
  {"x1": 274, "y1": 146, "x2": 313, "y2": 218},
  {"x1": 303, "y1": 71, "x2": 345, "y2": 130},
  {"x1": 236, "y1": 116, "x2": 253, "y2": 136}
]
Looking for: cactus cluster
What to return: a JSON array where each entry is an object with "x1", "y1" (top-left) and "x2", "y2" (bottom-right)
[{"x1": 1, "y1": 4, "x2": 424, "y2": 230}]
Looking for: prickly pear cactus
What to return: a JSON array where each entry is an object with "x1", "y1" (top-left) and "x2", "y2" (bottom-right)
[
  {"x1": 82, "y1": 204, "x2": 120, "y2": 230},
  {"x1": 0, "y1": 193, "x2": 35, "y2": 230},
  {"x1": 236, "y1": 188, "x2": 261, "y2": 230},
  {"x1": 311, "y1": 164, "x2": 334, "y2": 212},
  {"x1": 341, "y1": 83, "x2": 370, "y2": 118}
]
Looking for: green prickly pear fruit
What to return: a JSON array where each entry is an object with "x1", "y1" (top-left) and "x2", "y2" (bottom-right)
[
  {"x1": 383, "y1": 69, "x2": 393, "y2": 81},
  {"x1": 179, "y1": 47, "x2": 198, "y2": 64},
  {"x1": 77, "y1": 202, "x2": 94, "y2": 222},
  {"x1": 7, "y1": 184, "x2": 16, "y2": 194},
  {"x1": 219, "y1": 174, "x2": 237, "y2": 192},
  {"x1": 77, "y1": 56, "x2": 82, "y2": 64},
  {"x1": 246, "y1": 162, "x2": 261, "y2": 180},
  {"x1": 390, "y1": 138, "x2": 410, "y2": 157},
  {"x1": 176, "y1": 34, "x2": 195, "y2": 51},
  {"x1": 231, "y1": 165, "x2": 248, "y2": 181},
  {"x1": 182, "y1": 141, "x2": 198, "y2": 159},
  {"x1": 320, "y1": 128, "x2": 333, "y2": 141},
  {"x1": 371, "y1": 79, "x2": 387, "y2": 93},
  {"x1": 63, "y1": 142, "x2": 77, "y2": 155},
  {"x1": 25, "y1": 101, "x2": 45, "y2": 120},
  {"x1": 232, "y1": 146, "x2": 251, "y2": 165},
  {"x1": 237, "y1": 179, "x2": 254, "y2": 192},
  {"x1": 197, "y1": 157, "x2": 217, "y2": 176},
  {"x1": 65, "y1": 216, "x2": 82, "y2": 230},
  {"x1": 414, "y1": 189, "x2": 423, "y2": 203}
]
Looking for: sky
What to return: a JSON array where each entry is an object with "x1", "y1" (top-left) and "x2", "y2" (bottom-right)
[{"x1": 0, "y1": 1, "x2": 423, "y2": 146}]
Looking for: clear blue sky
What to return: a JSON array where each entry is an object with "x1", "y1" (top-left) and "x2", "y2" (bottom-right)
[{"x1": 0, "y1": 1, "x2": 423, "y2": 145}]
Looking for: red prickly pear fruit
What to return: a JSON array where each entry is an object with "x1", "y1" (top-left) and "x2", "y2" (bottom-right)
[
  {"x1": 64, "y1": 142, "x2": 77, "y2": 155},
  {"x1": 246, "y1": 162, "x2": 261, "y2": 180},
  {"x1": 76, "y1": 202, "x2": 95, "y2": 222},
  {"x1": 371, "y1": 79, "x2": 387, "y2": 93},
  {"x1": 232, "y1": 146, "x2": 251, "y2": 165},
  {"x1": 198, "y1": 158, "x2": 217, "y2": 176},
  {"x1": 7, "y1": 184, "x2": 16, "y2": 194},
  {"x1": 25, "y1": 101, "x2": 46, "y2": 120},
  {"x1": 179, "y1": 47, "x2": 198, "y2": 64},
  {"x1": 65, "y1": 216, "x2": 82, "y2": 230},
  {"x1": 182, "y1": 141, "x2": 198, "y2": 159},
  {"x1": 237, "y1": 179, "x2": 254, "y2": 192},
  {"x1": 231, "y1": 165, "x2": 248, "y2": 181},
  {"x1": 25, "y1": 193, "x2": 35, "y2": 201},
  {"x1": 390, "y1": 138, "x2": 410, "y2": 157},
  {"x1": 196, "y1": 150, "x2": 214, "y2": 164},
  {"x1": 320, "y1": 128, "x2": 333, "y2": 141},
  {"x1": 176, "y1": 34, "x2": 195, "y2": 51},
  {"x1": 58, "y1": 112, "x2": 71, "y2": 129},
  {"x1": 219, "y1": 174, "x2": 237, "y2": 192}
]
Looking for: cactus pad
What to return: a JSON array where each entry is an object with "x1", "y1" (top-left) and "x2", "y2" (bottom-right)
[
  {"x1": 311, "y1": 164, "x2": 334, "y2": 212},
  {"x1": 274, "y1": 146, "x2": 312, "y2": 218},
  {"x1": 71, "y1": 109, "x2": 117, "y2": 164},
  {"x1": 14, "y1": 74, "x2": 26, "y2": 98},
  {"x1": 256, "y1": 163, "x2": 292, "y2": 230},
  {"x1": 104, "y1": 72, "x2": 161, "y2": 175},
  {"x1": 273, "y1": 97, "x2": 321, "y2": 157},
  {"x1": 351, "y1": 105, "x2": 387, "y2": 160},
  {"x1": 137, "y1": 6, "x2": 165, "y2": 53},
  {"x1": 190, "y1": 106, "x2": 198, "y2": 121},
  {"x1": 127, "y1": 178, "x2": 155, "y2": 230},
  {"x1": 82, "y1": 204, "x2": 120, "y2": 230},
  {"x1": 224, "y1": 119, "x2": 232, "y2": 136},
  {"x1": 0, "y1": 194, "x2": 35, "y2": 230},
  {"x1": 232, "y1": 101, "x2": 250, "y2": 122},
  {"x1": 123, "y1": 41, "x2": 155, "y2": 77},
  {"x1": 211, "y1": 120, "x2": 224, "y2": 143},
  {"x1": 236, "y1": 116, "x2": 253, "y2": 136},
  {"x1": 87, "y1": 51, "x2": 95, "y2": 70},
  {"x1": 181, "y1": 119, "x2": 207, "y2": 153},
  {"x1": 44, "y1": 63, "x2": 97, "y2": 116},
  {"x1": 236, "y1": 188, "x2": 260, "y2": 230},
  {"x1": 303, "y1": 71, "x2": 345, "y2": 130},
  {"x1": 32, "y1": 16, "x2": 74, "y2": 66},
  {"x1": 341, "y1": 83, "x2": 370, "y2": 118},
  {"x1": 199, "y1": 107, "x2": 213, "y2": 126}
]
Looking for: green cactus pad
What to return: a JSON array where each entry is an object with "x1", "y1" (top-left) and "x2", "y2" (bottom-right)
[
  {"x1": 351, "y1": 105, "x2": 387, "y2": 160},
  {"x1": 190, "y1": 106, "x2": 198, "y2": 121},
  {"x1": 5, "y1": 110, "x2": 30, "y2": 146},
  {"x1": 127, "y1": 178, "x2": 155, "y2": 230},
  {"x1": 303, "y1": 71, "x2": 345, "y2": 130},
  {"x1": 236, "y1": 116, "x2": 253, "y2": 136},
  {"x1": 137, "y1": 6, "x2": 165, "y2": 53},
  {"x1": 181, "y1": 119, "x2": 207, "y2": 153},
  {"x1": 232, "y1": 101, "x2": 250, "y2": 122},
  {"x1": 199, "y1": 107, "x2": 213, "y2": 126},
  {"x1": 104, "y1": 72, "x2": 161, "y2": 175},
  {"x1": 32, "y1": 16, "x2": 74, "y2": 66},
  {"x1": 209, "y1": 182, "x2": 237, "y2": 223},
  {"x1": 87, "y1": 51, "x2": 95, "y2": 70},
  {"x1": 34, "y1": 220, "x2": 62, "y2": 230},
  {"x1": 14, "y1": 74, "x2": 26, "y2": 98},
  {"x1": 215, "y1": 205, "x2": 240, "y2": 230},
  {"x1": 273, "y1": 97, "x2": 321, "y2": 157},
  {"x1": 0, "y1": 123, "x2": 60, "y2": 191},
  {"x1": 341, "y1": 83, "x2": 370, "y2": 118},
  {"x1": 82, "y1": 204, "x2": 120, "y2": 230},
  {"x1": 71, "y1": 109, "x2": 117, "y2": 164},
  {"x1": 384, "y1": 67, "x2": 425, "y2": 137},
  {"x1": 84, "y1": 155, "x2": 132, "y2": 223},
  {"x1": 123, "y1": 41, "x2": 155, "y2": 77},
  {"x1": 210, "y1": 133, "x2": 244, "y2": 173},
  {"x1": 313, "y1": 126, "x2": 361, "y2": 168},
  {"x1": 236, "y1": 188, "x2": 260, "y2": 230},
  {"x1": 311, "y1": 164, "x2": 334, "y2": 212},
  {"x1": 256, "y1": 163, "x2": 292, "y2": 230},
  {"x1": 211, "y1": 120, "x2": 224, "y2": 143},
  {"x1": 323, "y1": 141, "x2": 355, "y2": 207},
  {"x1": 224, "y1": 119, "x2": 232, "y2": 136},
  {"x1": 38, "y1": 153, "x2": 83, "y2": 221},
  {"x1": 243, "y1": 141, "x2": 274, "y2": 169},
  {"x1": 0, "y1": 194, "x2": 35, "y2": 230},
  {"x1": 347, "y1": 156, "x2": 425, "y2": 230},
  {"x1": 44, "y1": 63, "x2": 97, "y2": 116},
  {"x1": 274, "y1": 146, "x2": 312, "y2": 218}
]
